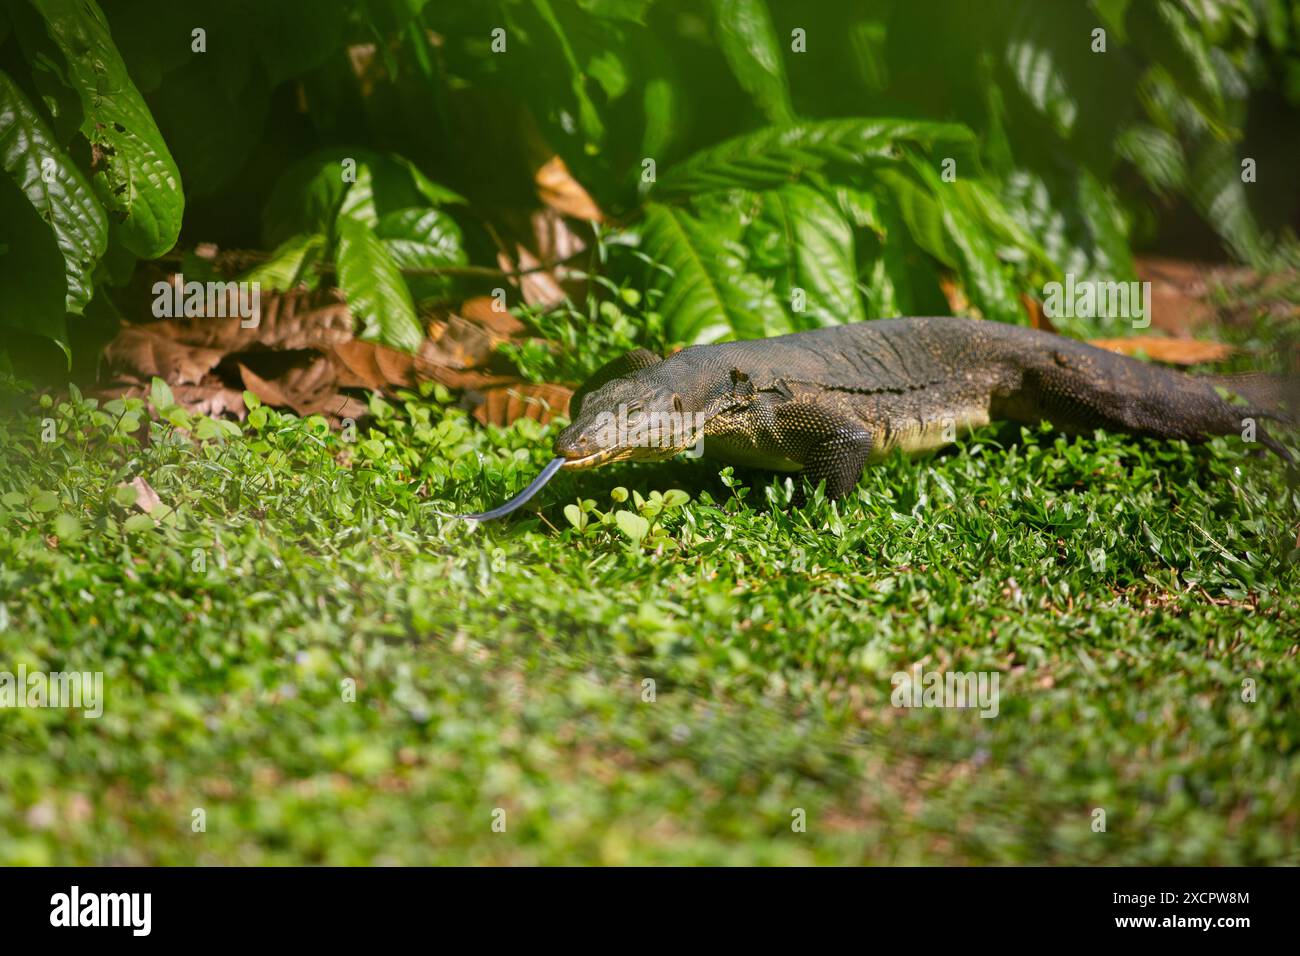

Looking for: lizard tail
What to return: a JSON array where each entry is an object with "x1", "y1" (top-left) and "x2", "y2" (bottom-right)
[
  {"x1": 1209, "y1": 372, "x2": 1300, "y2": 425},
  {"x1": 1205, "y1": 371, "x2": 1300, "y2": 463}
]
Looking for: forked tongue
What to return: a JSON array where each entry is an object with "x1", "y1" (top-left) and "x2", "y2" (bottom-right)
[{"x1": 456, "y1": 457, "x2": 566, "y2": 521}]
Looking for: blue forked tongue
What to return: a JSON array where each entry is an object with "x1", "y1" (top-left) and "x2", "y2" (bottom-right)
[{"x1": 456, "y1": 457, "x2": 566, "y2": 521}]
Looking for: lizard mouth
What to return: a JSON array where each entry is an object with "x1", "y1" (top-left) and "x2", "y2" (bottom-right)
[{"x1": 559, "y1": 446, "x2": 660, "y2": 469}]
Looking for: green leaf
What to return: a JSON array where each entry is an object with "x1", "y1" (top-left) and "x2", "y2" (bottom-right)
[
  {"x1": 1127, "y1": 0, "x2": 1228, "y2": 133},
  {"x1": 149, "y1": 376, "x2": 174, "y2": 412},
  {"x1": 563, "y1": 503, "x2": 586, "y2": 530},
  {"x1": 710, "y1": 0, "x2": 794, "y2": 123},
  {"x1": 239, "y1": 232, "x2": 326, "y2": 294},
  {"x1": 32, "y1": 490, "x2": 59, "y2": 512},
  {"x1": 1115, "y1": 123, "x2": 1187, "y2": 193},
  {"x1": 528, "y1": 0, "x2": 605, "y2": 144},
  {"x1": 1004, "y1": 5, "x2": 1079, "y2": 138},
  {"x1": 656, "y1": 118, "x2": 974, "y2": 198},
  {"x1": 375, "y1": 207, "x2": 466, "y2": 304},
  {"x1": 0, "y1": 70, "x2": 107, "y2": 314},
  {"x1": 874, "y1": 168, "x2": 955, "y2": 267},
  {"x1": 1074, "y1": 168, "x2": 1135, "y2": 279},
  {"x1": 334, "y1": 216, "x2": 424, "y2": 353},
  {"x1": 614, "y1": 510, "x2": 649, "y2": 541},
  {"x1": 869, "y1": 197, "x2": 948, "y2": 319},
  {"x1": 906, "y1": 159, "x2": 1022, "y2": 323},
  {"x1": 375, "y1": 208, "x2": 465, "y2": 266},
  {"x1": 392, "y1": 155, "x2": 467, "y2": 207},
  {"x1": 1186, "y1": 138, "x2": 1264, "y2": 265},
  {"x1": 32, "y1": 0, "x2": 183, "y2": 257},
  {"x1": 639, "y1": 201, "x2": 785, "y2": 343},
  {"x1": 123, "y1": 512, "x2": 154, "y2": 533},
  {"x1": 749, "y1": 184, "x2": 864, "y2": 328},
  {"x1": 263, "y1": 148, "x2": 463, "y2": 247}
]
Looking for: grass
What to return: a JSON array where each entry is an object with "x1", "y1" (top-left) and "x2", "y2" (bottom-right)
[{"x1": 1, "y1": 336, "x2": 1299, "y2": 865}]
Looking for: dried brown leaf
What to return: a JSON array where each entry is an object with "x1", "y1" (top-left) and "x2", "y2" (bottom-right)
[
  {"x1": 534, "y1": 155, "x2": 603, "y2": 222},
  {"x1": 459, "y1": 295, "x2": 526, "y2": 338},
  {"x1": 1086, "y1": 337, "x2": 1235, "y2": 365},
  {"x1": 127, "y1": 476, "x2": 162, "y2": 514},
  {"x1": 472, "y1": 383, "x2": 573, "y2": 427},
  {"x1": 103, "y1": 327, "x2": 227, "y2": 385}
]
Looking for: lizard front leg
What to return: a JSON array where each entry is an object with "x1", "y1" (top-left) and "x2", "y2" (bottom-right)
[{"x1": 773, "y1": 401, "x2": 874, "y2": 501}]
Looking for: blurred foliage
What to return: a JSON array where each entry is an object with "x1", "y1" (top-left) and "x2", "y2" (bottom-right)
[{"x1": 2, "y1": 0, "x2": 1299, "y2": 369}]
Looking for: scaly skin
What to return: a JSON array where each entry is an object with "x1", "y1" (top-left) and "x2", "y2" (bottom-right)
[{"x1": 552, "y1": 317, "x2": 1296, "y2": 501}]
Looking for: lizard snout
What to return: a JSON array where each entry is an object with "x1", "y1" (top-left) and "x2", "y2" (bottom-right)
[
  {"x1": 553, "y1": 422, "x2": 608, "y2": 466},
  {"x1": 553, "y1": 424, "x2": 590, "y2": 459}
]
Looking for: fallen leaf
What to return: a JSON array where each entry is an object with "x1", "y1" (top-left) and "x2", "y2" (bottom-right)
[
  {"x1": 239, "y1": 358, "x2": 368, "y2": 421},
  {"x1": 940, "y1": 277, "x2": 971, "y2": 316},
  {"x1": 1087, "y1": 337, "x2": 1235, "y2": 365},
  {"x1": 534, "y1": 154, "x2": 603, "y2": 222},
  {"x1": 127, "y1": 476, "x2": 162, "y2": 514},
  {"x1": 492, "y1": 207, "x2": 589, "y2": 309},
  {"x1": 1021, "y1": 293, "x2": 1056, "y2": 333},
  {"x1": 140, "y1": 284, "x2": 354, "y2": 352},
  {"x1": 459, "y1": 295, "x2": 525, "y2": 338},
  {"x1": 472, "y1": 383, "x2": 573, "y2": 427},
  {"x1": 1134, "y1": 258, "x2": 1218, "y2": 335},
  {"x1": 423, "y1": 315, "x2": 498, "y2": 369},
  {"x1": 104, "y1": 327, "x2": 227, "y2": 385}
]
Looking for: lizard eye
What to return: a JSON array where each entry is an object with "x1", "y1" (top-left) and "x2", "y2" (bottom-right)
[{"x1": 672, "y1": 395, "x2": 683, "y2": 413}]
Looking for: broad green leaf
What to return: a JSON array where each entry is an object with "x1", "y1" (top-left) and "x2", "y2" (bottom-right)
[
  {"x1": 872, "y1": 197, "x2": 950, "y2": 319},
  {"x1": 33, "y1": 0, "x2": 182, "y2": 257},
  {"x1": 575, "y1": 0, "x2": 653, "y2": 22},
  {"x1": 529, "y1": 0, "x2": 605, "y2": 143},
  {"x1": 239, "y1": 232, "x2": 326, "y2": 294},
  {"x1": 146, "y1": 29, "x2": 268, "y2": 200},
  {"x1": 1128, "y1": 0, "x2": 1228, "y2": 134},
  {"x1": 640, "y1": 202, "x2": 785, "y2": 344},
  {"x1": 656, "y1": 118, "x2": 975, "y2": 198},
  {"x1": 874, "y1": 168, "x2": 955, "y2": 267},
  {"x1": 749, "y1": 184, "x2": 864, "y2": 328},
  {"x1": 947, "y1": 178, "x2": 1060, "y2": 280},
  {"x1": 263, "y1": 148, "x2": 463, "y2": 247},
  {"x1": 375, "y1": 207, "x2": 466, "y2": 304},
  {"x1": 393, "y1": 155, "x2": 467, "y2": 207},
  {"x1": 1000, "y1": 167, "x2": 1134, "y2": 283},
  {"x1": 334, "y1": 216, "x2": 424, "y2": 353},
  {"x1": 375, "y1": 208, "x2": 464, "y2": 264},
  {"x1": 0, "y1": 70, "x2": 107, "y2": 313},
  {"x1": 1115, "y1": 123, "x2": 1188, "y2": 193},
  {"x1": 710, "y1": 0, "x2": 794, "y2": 123},
  {"x1": 338, "y1": 162, "x2": 379, "y2": 228},
  {"x1": 906, "y1": 158, "x2": 1031, "y2": 323},
  {"x1": 1187, "y1": 138, "x2": 1264, "y2": 265},
  {"x1": 1004, "y1": 4, "x2": 1079, "y2": 138},
  {"x1": 1074, "y1": 168, "x2": 1135, "y2": 280}
]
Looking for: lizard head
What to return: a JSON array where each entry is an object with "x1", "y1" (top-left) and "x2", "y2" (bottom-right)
[{"x1": 554, "y1": 347, "x2": 724, "y2": 469}]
